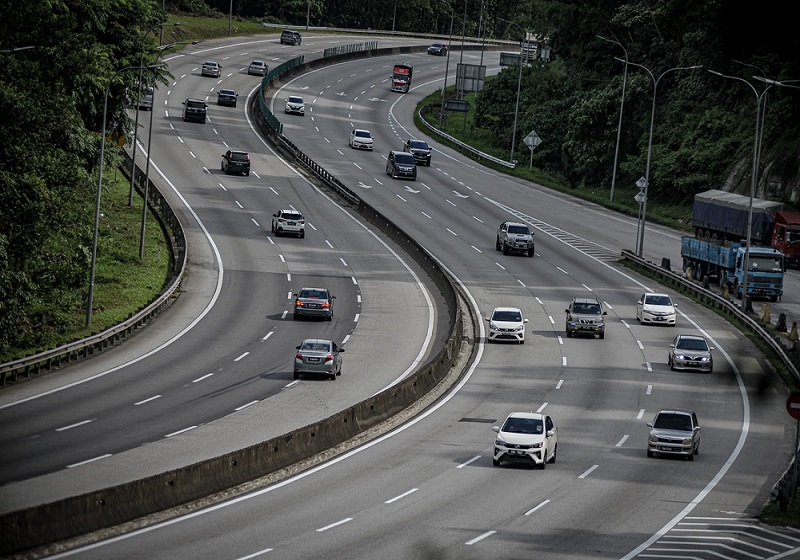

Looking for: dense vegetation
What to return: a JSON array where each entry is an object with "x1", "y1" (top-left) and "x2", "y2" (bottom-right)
[{"x1": 2, "y1": 0, "x2": 798, "y2": 358}]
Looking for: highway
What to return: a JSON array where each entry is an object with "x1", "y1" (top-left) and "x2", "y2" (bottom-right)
[{"x1": 3, "y1": 34, "x2": 799, "y2": 559}]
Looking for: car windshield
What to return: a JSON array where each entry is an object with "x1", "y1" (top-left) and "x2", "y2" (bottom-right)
[
  {"x1": 493, "y1": 310, "x2": 522, "y2": 322},
  {"x1": 644, "y1": 295, "x2": 672, "y2": 306},
  {"x1": 300, "y1": 290, "x2": 326, "y2": 299},
  {"x1": 508, "y1": 225, "x2": 530, "y2": 235},
  {"x1": 677, "y1": 338, "x2": 708, "y2": 351},
  {"x1": 302, "y1": 341, "x2": 331, "y2": 352},
  {"x1": 230, "y1": 152, "x2": 248, "y2": 161},
  {"x1": 288, "y1": 96, "x2": 303, "y2": 103},
  {"x1": 653, "y1": 413, "x2": 693, "y2": 432},
  {"x1": 575, "y1": 303, "x2": 601, "y2": 314},
  {"x1": 355, "y1": 130, "x2": 371, "y2": 139},
  {"x1": 503, "y1": 417, "x2": 543, "y2": 435},
  {"x1": 748, "y1": 256, "x2": 784, "y2": 272},
  {"x1": 395, "y1": 153, "x2": 416, "y2": 164},
  {"x1": 409, "y1": 140, "x2": 428, "y2": 149}
]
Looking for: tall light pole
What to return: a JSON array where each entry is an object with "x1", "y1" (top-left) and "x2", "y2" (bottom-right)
[
  {"x1": 499, "y1": 18, "x2": 525, "y2": 165},
  {"x1": 438, "y1": 0, "x2": 455, "y2": 129},
  {"x1": 618, "y1": 59, "x2": 702, "y2": 257},
  {"x1": 88, "y1": 63, "x2": 162, "y2": 327},
  {"x1": 598, "y1": 35, "x2": 627, "y2": 202}
]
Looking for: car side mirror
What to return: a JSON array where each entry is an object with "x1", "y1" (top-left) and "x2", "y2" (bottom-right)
[
  {"x1": 637, "y1": 300, "x2": 643, "y2": 305},
  {"x1": 492, "y1": 426, "x2": 500, "y2": 433},
  {"x1": 673, "y1": 303, "x2": 678, "y2": 307},
  {"x1": 546, "y1": 430, "x2": 555, "y2": 437},
  {"x1": 669, "y1": 344, "x2": 675, "y2": 349},
  {"x1": 273, "y1": 213, "x2": 278, "y2": 217},
  {"x1": 646, "y1": 422, "x2": 653, "y2": 427},
  {"x1": 339, "y1": 348, "x2": 345, "y2": 353},
  {"x1": 523, "y1": 318, "x2": 529, "y2": 323},
  {"x1": 602, "y1": 311, "x2": 607, "y2": 315},
  {"x1": 565, "y1": 308, "x2": 570, "y2": 313},
  {"x1": 295, "y1": 345, "x2": 301, "y2": 350},
  {"x1": 330, "y1": 295, "x2": 336, "y2": 299}
]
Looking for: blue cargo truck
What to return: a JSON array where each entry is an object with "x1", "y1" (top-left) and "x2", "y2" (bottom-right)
[{"x1": 681, "y1": 237, "x2": 784, "y2": 301}]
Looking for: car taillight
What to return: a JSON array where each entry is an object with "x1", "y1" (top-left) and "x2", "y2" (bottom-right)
[
  {"x1": 325, "y1": 354, "x2": 334, "y2": 362},
  {"x1": 295, "y1": 300, "x2": 304, "y2": 307},
  {"x1": 295, "y1": 353, "x2": 304, "y2": 360},
  {"x1": 321, "y1": 302, "x2": 330, "y2": 308}
]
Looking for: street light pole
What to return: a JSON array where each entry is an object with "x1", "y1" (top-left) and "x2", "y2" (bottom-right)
[
  {"x1": 598, "y1": 35, "x2": 627, "y2": 202},
  {"x1": 618, "y1": 59, "x2": 702, "y2": 257},
  {"x1": 499, "y1": 18, "x2": 525, "y2": 165},
  {"x1": 438, "y1": 0, "x2": 454, "y2": 130},
  {"x1": 88, "y1": 63, "x2": 160, "y2": 327}
]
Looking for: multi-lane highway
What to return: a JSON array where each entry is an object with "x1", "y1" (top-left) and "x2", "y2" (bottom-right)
[{"x1": 3, "y1": 33, "x2": 799, "y2": 559}]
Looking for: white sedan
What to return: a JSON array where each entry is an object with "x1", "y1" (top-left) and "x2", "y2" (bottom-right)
[
  {"x1": 349, "y1": 128, "x2": 374, "y2": 150},
  {"x1": 485, "y1": 306, "x2": 528, "y2": 344},
  {"x1": 636, "y1": 292, "x2": 677, "y2": 325}
]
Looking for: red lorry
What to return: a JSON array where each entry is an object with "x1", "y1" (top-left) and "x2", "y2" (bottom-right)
[{"x1": 771, "y1": 210, "x2": 800, "y2": 266}]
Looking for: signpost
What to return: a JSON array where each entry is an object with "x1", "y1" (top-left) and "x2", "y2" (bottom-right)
[{"x1": 523, "y1": 130, "x2": 542, "y2": 169}]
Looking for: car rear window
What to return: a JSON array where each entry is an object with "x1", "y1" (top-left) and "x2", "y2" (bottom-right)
[
  {"x1": 508, "y1": 225, "x2": 530, "y2": 234},
  {"x1": 230, "y1": 152, "x2": 249, "y2": 161},
  {"x1": 302, "y1": 341, "x2": 330, "y2": 352},
  {"x1": 283, "y1": 212, "x2": 303, "y2": 220},
  {"x1": 301, "y1": 290, "x2": 326, "y2": 299},
  {"x1": 187, "y1": 100, "x2": 205, "y2": 108}
]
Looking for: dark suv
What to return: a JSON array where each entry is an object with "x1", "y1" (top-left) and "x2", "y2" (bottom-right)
[
  {"x1": 565, "y1": 297, "x2": 606, "y2": 339},
  {"x1": 403, "y1": 139, "x2": 432, "y2": 166},
  {"x1": 221, "y1": 150, "x2": 250, "y2": 176},
  {"x1": 182, "y1": 98, "x2": 207, "y2": 123},
  {"x1": 386, "y1": 150, "x2": 417, "y2": 181},
  {"x1": 280, "y1": 30, "x2": 302, "y2": 45}
]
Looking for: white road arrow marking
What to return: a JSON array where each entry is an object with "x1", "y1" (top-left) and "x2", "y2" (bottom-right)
[{"x1": 404, "y1": 186, "x2": 420, "y2": 193}]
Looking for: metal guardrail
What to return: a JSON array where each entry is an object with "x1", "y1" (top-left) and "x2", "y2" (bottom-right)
[
  {"x1": 418, "y1": 105, "x2": 516, "y2": 169},
  {"x1": 0, "y1": 152, "x2": 187, "y2": 385}
]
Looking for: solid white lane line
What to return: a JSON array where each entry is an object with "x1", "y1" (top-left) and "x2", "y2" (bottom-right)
[
  {"x1": 165, "y1": 426, "x2": 197, "y2": 438},
  {"x1": 67, "y1": 454, "x2": 112, "y2": 468}
]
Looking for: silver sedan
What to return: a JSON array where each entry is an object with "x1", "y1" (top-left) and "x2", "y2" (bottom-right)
[{"x1": 294, "y1": 339, "x2": 344, "y2": 380}]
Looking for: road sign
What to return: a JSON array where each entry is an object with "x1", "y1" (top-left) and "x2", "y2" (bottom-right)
[
  {"x1": 634, "y1": 192, "x2": 645, "y2": 204},
  {"x1": 787, "y1": 393, "x2": 800, "y2": 419},
  {"x1": 523, "y1": 131, "x2": 541, "y2": 148},
  {"x1": 445, "y1": 99, "x2": 470, "y2": 112},
  {"x1": 636, "y1": 176, "x2": 647, "y2": 190}
]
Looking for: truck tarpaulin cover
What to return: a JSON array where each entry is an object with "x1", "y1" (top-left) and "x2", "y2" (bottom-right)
[{"x1": 692, "y1": 189, "x2": 787, "y2": 243}]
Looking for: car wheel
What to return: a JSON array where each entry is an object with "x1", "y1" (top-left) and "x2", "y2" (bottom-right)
[
  {"x1": 246, "y1": 170, "x2": 250, "y2": 177},
  {"x1": 293, "y1": 371, "x2": 299, "y2": 380},
  {"x1": 292, "y1": 313, "x2": 299, "y2": 320},
  {"x1": 539, "y1": 458, "x2": 546, "y2": 470},
  {"x1": 708, "y1": 365, "x2": 713, "y2": 374},
  {"x1": 233, "y1": 102, "x2": 237, "y2": 108},
  {"x1": 299, "y1": 231, "x2": 305, "y2": 238},
  {"x1": 669, "y1": 357, "x2": 675, "y2": 371},
  {"x1": 598, "y1": 332, "x2": 604, "y2": 340},
  {"x1": 520, "y1": 338, "x2": 525, "y2": 344},
  {"x1": 326, "y1": 314, "x2": 332, "y2": 321},
  {"x1": 495, "y1": 237, "x2": 501, "y2": 251},
  {"x1": 647, "y1": 449, "x2": 654, "y2": 458},
  {"x1": 502, "y1": 243, "x2": 509, "y2": 255},
  {"x1": 548, "y1": 444, "x2": 557, "y2": 463},
  {"x1": 566, "y1": 328, "x2": 572, "y2": 338},
  {"x1": 329, "y1": 373, "x2": 336, "y2": 380},
  {"x1": 528, "y1": 247, "x2": 534, "y2": 257},
  {"x1": 694, "y1": 443, "x2": 699, "y2": 455},
  {"x1": 276, "y1": 228, "x2": 282, "y2": 237},
  {"x1": 687, "y1": 452, "x2": 694, "y2": 461},
  {"x1": 492, "y1": 458, "x2": 500, "y2": 467}
]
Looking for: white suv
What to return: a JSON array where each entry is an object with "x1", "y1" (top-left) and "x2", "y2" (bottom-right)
[
  {"x1": 485, "y1": 306, "x2": 527, "y2": 344},
  {"x1": 271, "y1": 209, "x2": 305, "y2": 238},
  {"x1": 493, "y1": 412, "x2": 558, "y2": 469}
]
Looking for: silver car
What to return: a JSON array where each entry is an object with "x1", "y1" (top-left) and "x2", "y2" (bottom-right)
[
  {"x1": 248, "y1": 60, "x2": 268, "y2": 76},
  {"x1": 293, "y1": 287, "x2": 335, "y2": 320},
  {"x1": 646, "y1": 409, "x2": 700, "y2": 460},
  {"x1": 668, "y1": 334, "x2": 713, "y2": 372},
  {"x1": 294, "y1": 339, "x2": 344, "y2": 380},
  {"x1": 201, "y1": 60, "x2": 222, "y2": 78}
]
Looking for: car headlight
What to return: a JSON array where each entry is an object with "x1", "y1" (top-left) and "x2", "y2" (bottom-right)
[
  {"x1": 490, "y1": 322, "x2": 499, "y2": 331},
  {"x1": 649, "y1": 435, "x2": 658, "y2": 443},
  {"x1": 495, "y1": 438, "x2": 506, "y2": 447},
  {"x1": 699, "y1": 357, "x2": 709, "y2": 362},
  {"x1": 531, "y1": 442, "x2": 543, "y2": 448},
  {"x1": 675, "y1": 353, "x2": 686, "y2": 360},
  {"x1": 514, "y1": 325, "x2": 524, "y2": 332},
  {"x1": 682, "y1": 437, "x2": 693, "y2": 445}
]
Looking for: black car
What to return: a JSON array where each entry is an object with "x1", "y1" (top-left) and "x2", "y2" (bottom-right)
[
  {"x1": 217, "y1": 89, "x2": 238, "y2": 107},
  {"x1": 221, "y1": 150, "x2": 250, "y2": 176},
  {"x1": 386, "y1": 150, "x2": 417, "y2": 181},
  {"x1": 182, "y1": 98, "x2": 207, "y2": 123},
  {"x1": 427, "y1": 43, "x2": 448, "y2": 56},
  {"x1": 280, "y1": 30, "x2": 301, "y2": 45},
  {"x1": 402, "y1": 139, "x2": 432, "y2": 166}
]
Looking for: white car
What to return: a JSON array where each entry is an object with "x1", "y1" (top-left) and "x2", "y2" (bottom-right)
[
  {"x1": 285, "y1": 95, "x2": 305, "y2": 115},
  {"x1": 485, "y1": 306, "x2": 528, "y2": 344},
  {"x1": 636, "y1": 292, "x2": 677, "y2": 326},
  {"x1": 493, "y1": 412, "x2": 557, "y2": 469},
  {"x1": 349, "y1": 128, "x2": 374, "y2": 150},
  {"x1": 271, "y1": 209, "x2": 305, "y2": 238}
]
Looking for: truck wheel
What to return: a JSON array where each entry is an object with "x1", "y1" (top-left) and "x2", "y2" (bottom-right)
[{"x1": 770, "y1": 295, "x2": 778, "y2": 302}]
